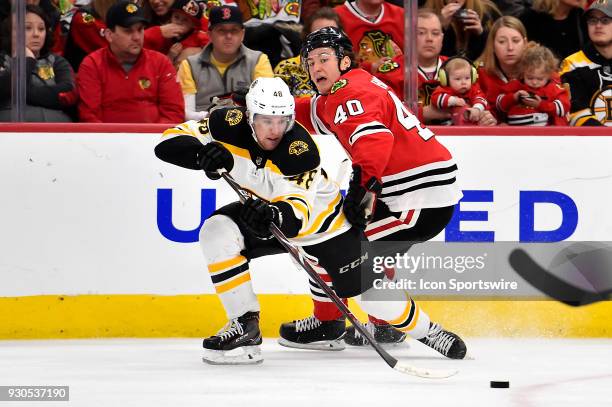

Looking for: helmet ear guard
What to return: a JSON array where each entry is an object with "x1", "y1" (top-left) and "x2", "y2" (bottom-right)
[{"x1": 245, "y1": 77, "x2": 296, "y2": 136}]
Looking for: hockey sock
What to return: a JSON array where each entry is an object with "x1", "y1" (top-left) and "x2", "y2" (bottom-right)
[{"x1": 200, "y1": 215, "x2": 260, "y2": 319}]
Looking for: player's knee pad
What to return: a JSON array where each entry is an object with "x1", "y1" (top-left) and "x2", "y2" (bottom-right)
[{"x1": 199, "y1": 214, "x2": 246, "y2": 263}]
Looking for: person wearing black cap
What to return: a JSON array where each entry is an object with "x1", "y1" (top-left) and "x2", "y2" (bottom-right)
[
  {"x1": 561, "y1": 0, "x2": 612, "y2": 126},
  {"x1": 76, "y1": 0, "x2": 184, "y2": 123},
  {"x1": 177, "y1": 5, "x2": 273, "y2": 120}
]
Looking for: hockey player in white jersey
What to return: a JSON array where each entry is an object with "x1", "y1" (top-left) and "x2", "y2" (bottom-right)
[{"x1": 155, "y1": 77, "x2": 368, "y2": 364}]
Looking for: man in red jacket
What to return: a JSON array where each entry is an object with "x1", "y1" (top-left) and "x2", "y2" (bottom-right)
[{"x1": 77, "y1": 0, "x2": 184, "y2": 123}]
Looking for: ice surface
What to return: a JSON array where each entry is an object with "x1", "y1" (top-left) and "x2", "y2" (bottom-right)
[{"x1": 0, "y1": 338, "x2": 610, "y2": 407}]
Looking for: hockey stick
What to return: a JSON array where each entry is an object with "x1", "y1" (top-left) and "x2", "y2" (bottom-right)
[
  {"x1": 335, "y1": 158, "x2": 352, "y2": 187},
  {"x1": 219, "y1": 170, "x2": 458, "y2": 379},
  {"x1": 509, "y1": 248, "x2": 612, "y2": 307}
]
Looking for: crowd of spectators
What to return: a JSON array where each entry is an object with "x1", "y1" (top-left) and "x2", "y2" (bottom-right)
[{"x1": 0, "y1": 0, "x2": 610, "y2": 126}]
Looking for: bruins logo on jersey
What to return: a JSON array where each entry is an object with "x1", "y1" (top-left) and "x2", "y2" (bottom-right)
[
  {"x1": 289, "y1": 140, "x2": 309, "y2": 156},
  {"x1": 330, "y1": 79, "x2": 348, "y2": 94},
  {"x1": 591, "y1": 86, "x2": 612, "y2": 125},
  {"x1": 225, "y1": 109, "x2": 243, "y2": 126}
]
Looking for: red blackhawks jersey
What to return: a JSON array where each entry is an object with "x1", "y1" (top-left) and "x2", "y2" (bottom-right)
[
  {"x1": 496, "y1": 79, "x2": 570, "y2": 126},
  {"x1": 294, "y1": 69, "x2": 462, "y2": 212},
  {"x1": 431, "y1": 83, "x2": 488, "y2": 110},
  {"x1": 144, "y1": 26, "x2": 209, "y2": 54},
  {"x1": 335, "y1": 1, "x2": 404, "y2": 59}
]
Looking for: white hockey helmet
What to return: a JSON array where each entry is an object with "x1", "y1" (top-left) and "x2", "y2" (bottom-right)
[{"x1": 246, "y1": 77, "x2": 295, "y2": 133}]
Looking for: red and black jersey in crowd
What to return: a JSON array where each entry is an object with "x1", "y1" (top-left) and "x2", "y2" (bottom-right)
[
  {"x1": 496, "y1": 79, "x2": 570, "y2": 126},
  {"x1": 335, "y1": 1, "x2": 404, "y2": 58},
  {"x1": 431, "y1": 83, "x2": 488, "y2": 110},
  {"x1": 63, "y1": 6, "x2": 108, "y2": 72},
  {"x1": 144, "y1": 26, "x2": 209, "y2": 55},
  {"x1": 77, "y1": 47, "x2": 184, "y2": 123}
]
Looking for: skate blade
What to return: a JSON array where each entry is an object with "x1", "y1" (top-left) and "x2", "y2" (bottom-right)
[
  {"x1": 462, "y1": 352, "x2": 475, "y2": 360},
  {"x1": 202, "y1": 346, "x2": 263, "y2": 365},
  {"x1": 278, "y1": 337, "x2": 345, "y2": 351}
]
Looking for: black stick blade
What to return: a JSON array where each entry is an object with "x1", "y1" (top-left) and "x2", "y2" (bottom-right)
[{"x1": 509, "y1": 248, "x2": 607, "y2": 306}]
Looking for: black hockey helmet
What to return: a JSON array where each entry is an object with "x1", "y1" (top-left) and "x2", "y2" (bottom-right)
[{"x1": 300, "y1": 26, "x2": 354, "y2": 63}]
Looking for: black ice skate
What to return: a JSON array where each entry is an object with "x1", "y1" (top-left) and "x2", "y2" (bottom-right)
[
  {"x1": 418, "y1": 322, "x2": 467, "y2": 359},
  {"x1": 344, "y1": 322, "x2": 407, "y2": 346},
  {"x1": 278, "y1": 315, "x2": 346, "y2": 351},
  {"x1": 202, "y1": 311, "x2": 263, "y2": 365}
]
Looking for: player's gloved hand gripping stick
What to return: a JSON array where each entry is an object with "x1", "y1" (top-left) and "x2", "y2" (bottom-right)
[
  {"x1": 342, "y1": 165, "x2": 381, "y2": 230},
  {"x1": 217, "y1": 169, "x2": 458, "y2": 379}
]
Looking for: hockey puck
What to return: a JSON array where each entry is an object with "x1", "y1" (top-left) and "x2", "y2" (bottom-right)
[{"x1": 490, "y1": 381, "x2": 510, "y2": 388}]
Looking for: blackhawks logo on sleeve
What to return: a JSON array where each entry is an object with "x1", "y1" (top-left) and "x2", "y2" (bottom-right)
[{"x1": 330, "y1": 79, "x2": 348, "y2": 94}]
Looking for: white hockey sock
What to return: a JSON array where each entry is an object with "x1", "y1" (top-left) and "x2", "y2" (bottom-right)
[
  {"x1": 354, "y1": 288, "x2": 430, "y2": 339},
  {"x1": 200, "y1": 215, "x2": 260, "y2": 319}
]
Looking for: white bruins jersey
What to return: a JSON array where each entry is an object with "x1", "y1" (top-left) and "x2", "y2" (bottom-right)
[{"x1": 155, "y1": 106, "x2": 350, "y2": 246}]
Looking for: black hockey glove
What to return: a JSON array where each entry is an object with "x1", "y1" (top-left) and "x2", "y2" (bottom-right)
[
  {"x1": 230, "y1": 88, "x2": 248, "y2": 107},
  {"x1": 240, "y1": 198, "x2": 282, "y2": 239},
  {"x1": 342, "y1": 165, "x2": 382, "y2": 230},
  {"x1": 209, "y1": 88, "x2": 248, "y2": 112},
  {"x1": 196, "y1": 142, "x2": 234, "y2": 180}
]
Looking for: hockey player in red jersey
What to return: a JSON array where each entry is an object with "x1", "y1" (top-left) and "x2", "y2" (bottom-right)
[
  {"x1": 496, "y1": 43, "x2": 570, "y2": 126},
  {"x1": 281, "y1": 26, "x2": 468, "y2": 358}
]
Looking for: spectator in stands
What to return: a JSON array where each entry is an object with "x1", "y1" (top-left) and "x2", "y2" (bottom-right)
[
  {"x1": 233, "y1": 0, "x2": 302, "y2": 68},
  {"x1": 274, "y1": 7, "x2": 342, "y2": 97},
  {"x1": 335, "y1": 0, "x2": 404, "y2": 74},
  {"x1": 425, "y1": 0, "x2": 502, "y2": 61},
  {"x1": 520, "y1": 0, "x2": 587, "y2": 60},
  {"x1": 0, "y1": 5, "x2": 77, "y2": 122},
  {"x1": 144, "y1": 0, "x2": 174, "y2": 24},
  {"x1": 415, "y1": 9, "x2": 455, "y2": 124},
  {"x1": 496, "y1": 42, "x2": 570, "y2": 125},
  {"x1": 64, "y1": 0, "x2": 119, "y2": 71},
  {"x1": 302, "y1": 0, "x2": 345, "y2": 23},
  {"x1": 478, "y1": 16, "x2": 529, "y2": 120},
  {"x1": 144, "y1": 0, "x2": 209, "y2": 66},
  {"x1": 77, "y1": 0, "x2": 184, "y2": 122},
  {"x1": 177, "y1": 5, "x2": 273, "y2": 120},
  {"x1": 493, "y1": 0, "x2": 533, "y2": 17},
  {"x1": 143, "y1": 0, "x2": 196, "y2": 57},
  {"x1": 363, "y1": 8, "x2": 447, "y2": 121},
  {"x1": 431, "y1": 56, "x2": 490, "y2": 124},
  {"x1": 561, "y1": 0, "x2": 612, "y2": 126}
]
